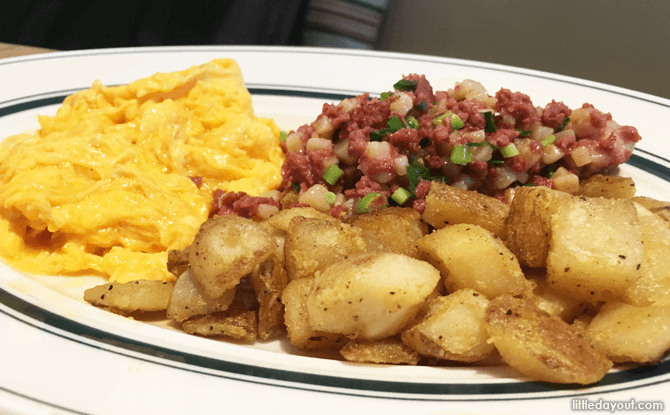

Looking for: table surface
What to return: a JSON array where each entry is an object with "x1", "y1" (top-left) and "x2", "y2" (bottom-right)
[{"x1": 0, "y1": 42, "x2": 54, "y2": 59}]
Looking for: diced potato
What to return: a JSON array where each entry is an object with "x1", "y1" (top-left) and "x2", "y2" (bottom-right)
[
  {"x1": 401, "y1": 289, "x2": 495, "y2": 362},
  {"x1": 167, "y1": 268, "x2": 236, "y2": 322},
  {"x1": 417, "y1": 224, "x2": 527, "y2": 299},
  {"x1": 281, "y1": 277, "x2": 345, "y2": 350},
  {"x1": 249, "y1": 253, "x2": 288, "y2": 340},
  {"x1": 631, "y1": 196, "x2": 670, "y2": 226},
  {"x1": 284, "y1": 216, "x2": 367, "y2": 281},
  {"x1": 547, "y1": 196, "x2": 643, "y2": 302},
  {"x1": 167, "y1": 246, "x2": 190, "y2": 278},
  {"x1": 422, "y1": 181, "x2": 509, "y2": 238},
  {"x1": 307, "y1": 253, "x2": 441, "y2": 340},
  {"x1": 624, "y1": 204, "x2": 670, "y2": 306},
  {"x1": 189, "y1": 215, "x2": 276, "y2": 298},
  {"x1": 485, "y1": 295, "x2": 612, "y2": 384},
  {"x1": 586, "y1": 302, "x2": 670, "y2": 363},
  {"x1": 346, "y1": 207, "x2": 428, "y2": 258},
  {"x1": 84, "y1": 280, "x2": 175, "y2": 313},
  {"x1": 574, "y1": 174, "x2": 636, "y2": 199},
  {"x1": 503, "y1": 186, "x2": 570, "y2": 268},
  {"x1": 523, "y1": 268, "x2": 589, "y2": 322},
  {"x1": 267, "y1": 206, "x2": 337, "y2": 231},
  {"x1": 340, "y1": 337, "x2": 420, "y2": 365}
]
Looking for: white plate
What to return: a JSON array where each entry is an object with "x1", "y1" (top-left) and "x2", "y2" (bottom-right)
[{"x1": 1, "y1": 46, "x2": 669, "y2": 415}]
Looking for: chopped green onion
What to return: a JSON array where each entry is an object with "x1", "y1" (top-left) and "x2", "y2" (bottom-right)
[
  {"x1": 405, "y1": 115, "x2": 420, "y2": 129},
  {"x1": 406, "y1": 160, "x2": 447, "y2": 194},
  {"x1": 358, "y1": 192, "x2": 387, "y2": 213},
  {"x1": 380, "y1": 92, "x2": 392, "y2": 101},
  {"x1": 432, "y1": 112, "x2": 449, "y2": 126},
  {"x1": 391, "y1": 187, "x2": 412, "y2": 205},
  {"x1": 393, "y1": 79, "x2": 418, "y2": 91},
  {"x1": 545, "y1": 165, "x2": 555, "y2": 178},
  {"x1": 414, "y1": 100, "x2": 428, "y2": 111},
  {"x1": 387, "y1": 115, "x2": 403, "y2": 130},
  {"x1": 450, "y1": 144, "x2": 473, "y2": 165},
  {"x1": 324, "y1": 191, "x2": 337, "y2": 205},
  {"x1": 370, "y1": 130, "x2": 385, "y2": 141},
  {"x1": 488, "y1": 159, "x2": 504, "y2": 165},
  {"x1": 323, "y1": 164, "x2": 343, "y2": 185},
  {"x1": 500, "y1": 143, "x2": 520, "y2": 158},
  {"x1": 279, "y1": 131, "x2": 288, "y2": 141},
  {"x1": 541, "y1": 134, "x2": 556, "y2": 146},
  {"x1": 523, "y1": 183, "x2": 537, "y2": 187},
  {"x1": 370, "y1": 115, "x2": 404, "y2": 141},
  {"x1": 516, "y1": 128, "x2": 531, "y2": 137},
  {"x1": 484, "y1": 111, "x2": 497, "y2": 133},
  {"x1": 450, "y1": 114, "x2": 465, "y2": 130},
  {"x1": 432, "y1": 111, "x2": 463, "y2": 129},
  {"x1": 556, "y1": 116, "x2": 570, "y2": 132},
  {"x1": 291, "y1": 181, "x2": 301, "y2": 192}
]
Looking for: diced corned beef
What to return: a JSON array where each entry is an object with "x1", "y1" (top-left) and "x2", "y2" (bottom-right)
[
  {"x1": 347, "y1": 127, "x2": 371, "y2": 158},
  {"x1": 599, "y1": 126, "x2": 641, "y2": 165},
  {"x1": 467, "y1": 160, "x2": 489, "y2": 179},
  {"x1": 388, "y1": 128, "x2": 421, "y2": 153},
  {"x1": 414, "y1": 179, "x2": 432, "y2": 199},
  {"x1": 530, "y1": 176, "x2": 554, "y2": 188},
  {"x1": 405, "y1": 74, "x2": 435, "y2": 104},
  {"x1": 322, "y1": 103, "x2": 351, "y2": 130},
  {"x1": 487, "y1": 127, "x2": 519, "y2": 148},
  {"x1": 541, "y1": 100, "x2": 572, "y2": 129},
  {"x1": 212, "y1": 190, "x2": 281, "y2": 218},
  {"x1": 449, "y1": 100, "x2": 487, "y2": 131},
  {"x1": 495, "y1": 88, "x2": 540, "y2": 130},
  {"x1": 344, "y1": 175, "x2": 389, "y2": 199},
  {"x1": 350, "y1": 93, "x2": 390, "y2": 129},
  {"x1": 282, "y1": 152, "x2": 316, "y2": 188},
  {"x1": 296, "y1": 124, "x2": 316, "y2": 142}
]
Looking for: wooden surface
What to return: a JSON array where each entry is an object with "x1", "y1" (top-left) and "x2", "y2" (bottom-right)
[{"x1": 0, "y1": 42, "x2": 54, "y2": 59}]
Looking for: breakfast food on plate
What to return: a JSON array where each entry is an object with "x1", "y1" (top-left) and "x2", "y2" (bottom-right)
[
  {"x1": 0, "y1": 59, "x2": 284, "y2": 282},
  {"x1": 2, "y1": 62, "x2": 669, "y2": 386}
]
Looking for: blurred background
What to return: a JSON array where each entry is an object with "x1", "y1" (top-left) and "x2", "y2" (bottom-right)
[{"x1": 1, "y1": 0, "x2": 668, "y2": 99}]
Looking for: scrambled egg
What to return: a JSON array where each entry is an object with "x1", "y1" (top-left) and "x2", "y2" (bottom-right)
[{"x1": 0, "y1": 59, "x2": 284, "y2": 282}]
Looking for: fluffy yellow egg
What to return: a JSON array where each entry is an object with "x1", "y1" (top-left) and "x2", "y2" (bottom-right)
[{"x1": 0, "y1": 58, "x2": 284, "y2": 283}]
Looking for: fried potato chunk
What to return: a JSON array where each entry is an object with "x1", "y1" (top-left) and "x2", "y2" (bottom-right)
[
  {"x1": 189, "y1": 215, "x2": 276, "y2": 298},
  {"x1": 345, "y1": 207, "x2": 428, "y2": 258},
  {"x1": 180, "y1": 281, "x2": 259, "y2": 342},
  {"x1": 547, "y1": 196, "x2": 643, "y2": 302},
  {"x1": 284, "y1": 216, "x2": 367, "y2": 281},
  {"x1": 574, "y1": 174, "x2": 636, "y2": 199},
  {"x1": 632, "y1": 196, "x2": 670, "y2": 225},
  {"x1": 181, "y1": 308, "x2": 257, "y2": 343},
  {"x1": 503, "y1": 186, "x2": 569, "y2": 268},
  {"x1": 417, "y1": 224, "x2": 527, "y2": 299},
  {"x1": 249, "y1": 253, "x2": 287, "y2": 340},
  {"x1": 281, "y1": 277, "x2": 345, "y2": 350},
  {"x1": 84, "y1": 280, "x2": 175, "y2": 313},
  {"x1": 401, "y1": 289, "x2": 495, "y2": 363},
  {"x1": 624, "y1": 204, "x2": 670, "y2": 306},
  {"x1": 586, "y1": 302, "x2": 670, "y2": 363},
  {"x1": 267, "y1": 206, "x2": 337, "y2": 231},
  {"x1": 422, "y1": 181, "x2": 509, "y2": 238},
  {"x1": 166, "y1": 268, "x2": 236, "y2": 322},
  {"x1": 167, "y1": 246, "x2": 190, "y2": 278},
  {"x1": 340, "y1": 337, "x2": 420, "y2": 365},
  {"x1": 307, "y1": 253, "x2": 441, "y2": 340},
  {"x1": 485, "y1": 295, "x2": 612, "y2": 385},
  {"x1": 523, "y1": 268, "x2": 589, "y2": 322}
]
